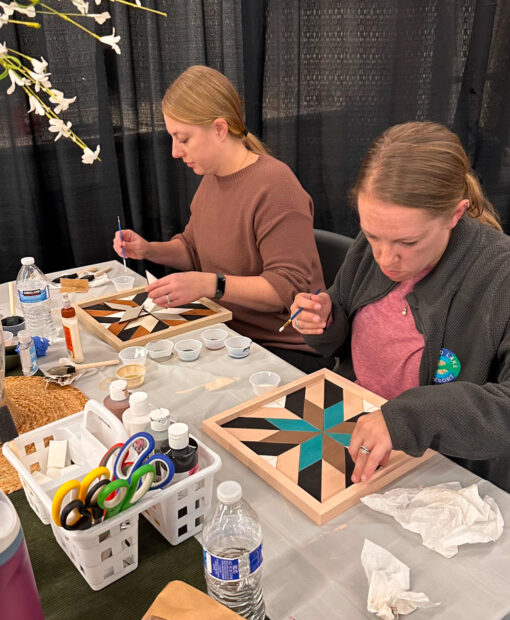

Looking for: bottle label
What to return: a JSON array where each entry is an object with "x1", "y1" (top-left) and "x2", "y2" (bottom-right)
[
  {"x1": 203, "y1": 543, "x2": 263, "y2": 581},
  {"x1": 63, "y1": 325, "x2": 74, "y2": 356},
  {"x1": 18, "y1": 287, "x2": 48, "y2": 303}
]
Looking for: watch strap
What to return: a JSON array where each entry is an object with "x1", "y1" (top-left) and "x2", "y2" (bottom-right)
[{"x1": 214, "y1": 273, "x2": 226, "y2": 299}]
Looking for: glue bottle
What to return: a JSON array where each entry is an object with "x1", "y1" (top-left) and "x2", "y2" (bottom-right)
[
  {"x1": 60, "y1": 293, "x2": 84, "y2": 363},
  {"x1": 18, "y1": 330, "x2": 38, "y2": 376},
  {"x1": 122, "y1": 391, "x2": 151, "y2": 435},
  {"x1": 164, "y1": 422, "x2": 199, "y2": 483},
  {"x1": 146, "y1": 408, "x2": 175, "y2": 452},
  {"x1": 103, "y1": 380, "x2": 130, "y2": 421}
]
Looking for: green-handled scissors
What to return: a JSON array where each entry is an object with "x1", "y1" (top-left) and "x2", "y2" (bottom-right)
[{"x1": 97, "y1": 463, "x2": 156, "y2": 519}]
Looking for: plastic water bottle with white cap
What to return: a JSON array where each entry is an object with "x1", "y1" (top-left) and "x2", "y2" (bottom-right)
[
  {"x1": 202, "y1": 480, "x2": 265, "y2": 620},
  {"x1": 16, "y1": 256, "x2": 57, "y2": 341}
]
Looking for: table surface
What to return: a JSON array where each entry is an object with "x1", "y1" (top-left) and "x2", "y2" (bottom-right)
[{"x1": 2, "y1": 260, "x2": 510, "y2": 620}]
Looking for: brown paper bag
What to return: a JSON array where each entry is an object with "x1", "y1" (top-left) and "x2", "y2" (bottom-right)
[{"x1": 141, "y1": 581, "x2": 243, "y2": 620}]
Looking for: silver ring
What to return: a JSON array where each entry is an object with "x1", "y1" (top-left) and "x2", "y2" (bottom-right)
[
  {"x1": 360, "y1": 445, "x2": 371, "y2": 456},
  {"x1": 166, "y1": 294, "x2": 171, "y2": 304}
]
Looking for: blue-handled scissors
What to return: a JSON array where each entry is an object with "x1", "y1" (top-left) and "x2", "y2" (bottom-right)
[
  {"x1": 52, "y1": 467, "x2": 111, "y2": 530},
  {"x1": 112, "y1": 432, "x2": 175, "y2": 490}
]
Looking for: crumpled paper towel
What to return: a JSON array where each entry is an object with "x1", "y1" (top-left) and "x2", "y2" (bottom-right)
[
  {"x1": 361, "y1": 482, "x2": 504, "y2": 558},
  {"x1": 361, "y1": 539, "x2": 438, "y2": 619}
]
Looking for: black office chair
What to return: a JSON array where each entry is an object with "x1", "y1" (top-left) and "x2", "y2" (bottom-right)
[{"x1": 314, "y1": 228, "x2": 355, "y2": 288}]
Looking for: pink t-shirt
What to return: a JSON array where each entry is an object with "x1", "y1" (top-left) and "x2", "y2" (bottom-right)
[{"x1": 351, "y1": 268, "x2": 432, "y2": 400}]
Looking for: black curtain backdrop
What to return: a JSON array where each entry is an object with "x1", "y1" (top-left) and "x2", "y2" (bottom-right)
[{"x1": 1, "y1": 0, "x2": 509, "y2": 284}]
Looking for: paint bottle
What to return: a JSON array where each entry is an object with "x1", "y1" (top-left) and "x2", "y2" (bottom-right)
[
  {"x1": 0, "y1": 489, "x2": 44, "y2": 619},
  {"x1": 103, "y1": 380, "x2": 130, "y2": 421},
  {"x1": 165, "y1": 422, "x2": 199, "y2": 483},
  {"x1": 145, "y1": 408, "x2": 175, "y2": 452},
  {"x1": 18, "y1": 330, "x2": 38, "y2": 376},
  {"x1": 60, "y1": 293, "x2": 84, "y2": 363},
  {"x1": 122, "y1": 391, "x2": 151, "y2": 435}
]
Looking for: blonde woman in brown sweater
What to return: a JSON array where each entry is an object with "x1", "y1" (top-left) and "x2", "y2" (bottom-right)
[{"x1": 113, "y1": 65, "x2": 332, "y2": 373}]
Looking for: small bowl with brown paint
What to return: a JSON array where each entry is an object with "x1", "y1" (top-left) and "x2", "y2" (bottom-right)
[
  {"x1": 201, "y1": 328, "x2": 229, "y2": 350},
  {"x1": 175, "y1": 339, "x2": 202, "y2": 362}
]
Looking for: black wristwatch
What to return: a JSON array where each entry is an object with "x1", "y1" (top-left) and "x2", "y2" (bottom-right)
[{"x1": 214, "y1": 273, "x2": 226, "y2": 300}]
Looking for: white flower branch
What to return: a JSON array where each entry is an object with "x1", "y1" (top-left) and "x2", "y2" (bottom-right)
[{"x1": 1, "y1": 0, "x2": 166, "y2": 163}]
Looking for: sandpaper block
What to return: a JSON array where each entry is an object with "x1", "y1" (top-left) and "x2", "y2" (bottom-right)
[{"x1": 60, "y1": 278, "x2": 89, "y2": 293}]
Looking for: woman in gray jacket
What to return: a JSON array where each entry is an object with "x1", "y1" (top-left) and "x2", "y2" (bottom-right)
[{"x1": 292, "y1": 121, "x2": 510, "y2": 492}]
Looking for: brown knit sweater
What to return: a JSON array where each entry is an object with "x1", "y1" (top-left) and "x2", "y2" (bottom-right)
[{"x1": 173, "y1": 154, "x2": 324, "y2": 350}]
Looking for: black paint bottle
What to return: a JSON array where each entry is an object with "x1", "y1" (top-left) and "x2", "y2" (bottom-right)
[{"x1": 165, "y1": 422, "x2": 199, "y2": 483}]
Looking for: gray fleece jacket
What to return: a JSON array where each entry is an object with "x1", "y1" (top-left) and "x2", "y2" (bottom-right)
[{"x1": 304, "y1": 215, "x2": 510, "y2": 492}]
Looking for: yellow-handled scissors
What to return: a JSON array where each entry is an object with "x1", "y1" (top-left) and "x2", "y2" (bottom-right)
[{"x1": 51, "y1": 466, "x2": 110, "y2": 529}]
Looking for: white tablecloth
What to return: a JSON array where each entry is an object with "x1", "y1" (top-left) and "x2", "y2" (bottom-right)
[{"x1": 2, "y1": 260, "x2": 510, "y2": 620}]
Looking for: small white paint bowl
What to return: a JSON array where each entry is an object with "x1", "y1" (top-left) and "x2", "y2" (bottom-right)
[
  {"x1": 201, "y1": 328, "x2": 229, "y2": 350},
  {"x1": 145, "y1": 339, "x2": 174, "y2": 362},
  {"x1": 175, "y1": 339, "x2": 203, "y2": 362},
  {"x1": 119, "y1": 345, "x2": 148, "y2": 366},
  {"x1": 225, "y1": 336, "x2": 252, "y2": 359},
  {"x1": 112, "y1": 275, "x2": 135, "y2": 292},
  {"x1": 249, "y1": 371, "x2": 281, "y2": 396}
]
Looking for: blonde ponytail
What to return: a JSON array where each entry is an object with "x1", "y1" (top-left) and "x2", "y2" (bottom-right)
[{"x1": 465, "y1": 172, "x2": 501, "y2": 231}]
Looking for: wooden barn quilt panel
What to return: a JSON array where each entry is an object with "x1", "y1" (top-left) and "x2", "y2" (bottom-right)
[
  {"x1": 203, "y1": 369, "x2": 434, "y2": 524},
  {"x1": 74, "y1": 286, "x2": 232, "y2": 351}
]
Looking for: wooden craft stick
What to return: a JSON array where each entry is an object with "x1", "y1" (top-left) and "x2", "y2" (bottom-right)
[
  {"x1": 72, "y1": 359, "x2": 119, "y2": 370},
  {"x1": 8, "y1": 281, "x2": 15, "y2": 316},
  {"x1": 94, "y1": 266, "x2": 112, "y2": 278}
]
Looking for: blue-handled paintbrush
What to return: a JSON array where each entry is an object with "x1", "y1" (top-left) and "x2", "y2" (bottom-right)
[
  {"x1": 279, "y1": 288, "x2": 321, "y2": 332},
  {"x1": 117, "y1": 215, "x2": 127, "y2": 272}
]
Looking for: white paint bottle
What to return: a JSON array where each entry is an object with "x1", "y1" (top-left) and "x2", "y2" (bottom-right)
[{"x1": 122, "y1": 391, "x2": 151, "y2": 435}]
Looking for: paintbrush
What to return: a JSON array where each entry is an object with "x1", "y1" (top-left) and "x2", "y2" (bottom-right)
[
  {"x1": 279, "y1": 288, "x2": 321, "y2": 332},
  {"x1": 117, "y1": 215, "x2": 127, "y2": 272}
]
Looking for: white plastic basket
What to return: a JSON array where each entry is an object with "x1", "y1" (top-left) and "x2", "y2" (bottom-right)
[{"x1": 2, "y1": 400, "x2": 222, "y2": 590}]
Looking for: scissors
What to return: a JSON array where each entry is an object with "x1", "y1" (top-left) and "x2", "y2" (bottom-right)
[
  {"x1": 112, "y1": 432, "x2": 175, "y2": 491},
  {"x1": 52, "y1": 466, "x2": 111, "y2": 530},
  {"x1": 96, "y1": 433, "x2": 175, "y2": 520}
]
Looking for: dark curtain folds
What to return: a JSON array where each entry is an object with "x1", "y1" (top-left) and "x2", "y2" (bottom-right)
[{"x1": 0, "y1": 1, "x2": 509, "y2": 284}]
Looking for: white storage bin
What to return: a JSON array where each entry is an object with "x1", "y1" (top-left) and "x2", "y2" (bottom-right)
[{"x1": 2, "y1": 401, "x2": 222, "y2": 590}]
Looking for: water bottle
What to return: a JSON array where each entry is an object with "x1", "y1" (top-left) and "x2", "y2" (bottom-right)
[
  {"x1": 202, "y1": 481, "x2": 265, "y2": 620},
  {"x1": 16, "y1": 256, "x2": 57, "y2": 342},
  {"x1": 0, "y1": 490, "x2": 45, "y2": 619}
]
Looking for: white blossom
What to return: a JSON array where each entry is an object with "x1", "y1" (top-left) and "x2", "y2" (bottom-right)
[
  {"x1": 100, "y1": 27, "x2": 121, "y2": 54},
  {"x1": 0, "y1": 14, "x2": 9, "y2": 28},
  {"x1": 31, "y1": 56, "x2": 48, "y2": 74},
  {"x1": 28, "y1": 94, "x2": 45, "y2": 115},
  {"x1": 71, "y1": 0, "x2": 89, "y2": 15},
  {"x1": 92, "y1": 11, "x2": 110, "y2": 24},
  {"x1": 48, "y1": 118, "x2": 73, "y2": 141},
  {"x1": 9, "y1": 2, "x2": 36, "y2": 17},
  {"x1": 81, "y1": 145, "x2": 100, "y2": 164},
  {"x1": 95, "y1": 0, "x2": 102, "y2": 5},
  {"x1": 0, "y1": 2, "x2": 14, "y2": 16},
  {"x1": 28, "y1": 69, "x2": 52, "y2": 91},
  {"x1": 0, "y1": 41, "x2": 7, "y2": 58},
  {"x1": 6, "y1": 69, "x2": 29, "y2": 94},
  {"x1": 135, "y1": 0, "x2": 141, "y2": 5},
  {"x1": 49, "y1": 89, "x2": 76, "y2": 114}
]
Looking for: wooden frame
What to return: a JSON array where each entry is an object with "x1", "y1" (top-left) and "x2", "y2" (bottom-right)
[
  {"x1": 202, "y1": 368, "x2": 433, "y2": 525},
  {"x1": 74, "y1": 286, "x2": 232, "y2": 351}
]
